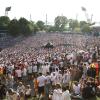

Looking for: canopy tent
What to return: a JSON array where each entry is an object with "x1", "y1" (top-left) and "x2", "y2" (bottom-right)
[{"x1": 43, "y1": 42, "x2": 54, "y2": 48}]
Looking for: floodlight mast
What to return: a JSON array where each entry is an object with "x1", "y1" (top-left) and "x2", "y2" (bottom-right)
[
  {"x1": 46, "y1": 14, "x2": 47, "y2": 26},
  {"x1": 5, "y1": 7, "x2": 11, "y2": 16},
  {"x1": 81, "y1": 6, "x2": 93, "y2": 24},
  {"x1": 5, "y1": 10, "x2": 8, "y2": 16},
  {"x1": 45, "y1": 14, "x2": 48, "y2": 32}
]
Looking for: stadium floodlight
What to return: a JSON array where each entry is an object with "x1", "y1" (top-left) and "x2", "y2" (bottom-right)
[
  {"x1": 81, "y1": 7, "x2": 86, "y2": 11},
  {"x1": 5, "y1": 6, "x2": 11, "y2": 16},
  {"x1": 5, "y1": 7, "x2": 11, "y2": 11}
]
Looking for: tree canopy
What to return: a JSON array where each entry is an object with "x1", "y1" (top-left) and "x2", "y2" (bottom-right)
[
  {"x1": 0, "y1": 15, "x2": 97, "y2": 37},
  {"x1": 36, "y1": 20, "x2": 45, "y2": 31},
  {"x1": 8, "y1": 19, "x2": 19, "y2": 36},
  {"x1": 0, "y1": 16, "x2": 10, "y2": 30},
  {"x1": 54, "y1": 16, "x2": 68, "y2": 32},
  {"x1": 69, "y1": 19, "x2": 79, "y2": 31}
]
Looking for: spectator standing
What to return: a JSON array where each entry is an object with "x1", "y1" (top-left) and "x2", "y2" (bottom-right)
[
  {"x1": 62, "y1": 85, "x2": 71, "y2": 100},
  {"x1": 37, "y1": 73, "x2": 46, "y2": 99}
]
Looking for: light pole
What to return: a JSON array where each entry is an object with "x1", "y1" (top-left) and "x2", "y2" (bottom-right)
[
  {"x1": 5, "y1": 6, "x2": 11, "y2": 16},
  {"x1": 81, "y1": 7, "x2": 89, "y2": 22}
]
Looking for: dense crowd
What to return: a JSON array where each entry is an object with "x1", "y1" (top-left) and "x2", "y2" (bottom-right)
[{"x1": 0, "y1": 33, "x2": 100, "y2": 100}]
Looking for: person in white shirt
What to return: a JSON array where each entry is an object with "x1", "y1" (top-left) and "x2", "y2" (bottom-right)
[
  {"x1": 15, "y1": 68, "x2": 22, "y2": 81},
  {"x1": 45, "y1": 72, "x2": 51, "y2": 85},
  {"x1": 22, "y1": 67, "x2": 27, "y2": 83},
  {"x1": 46, "y1": 63, "x2": 50, "y2": 72},
  {"x1": 72, "y1": 82, "x2": 80, "y2": 95},
  {"x1": 51, "y1": 72, "x2": 57, "y2": 86},
  {"x1": 17, "y1": 82, "x2": 25, "y2": 95},
  {"x1": 63, "y1": 69, "x2": 71, "y2": 85},
  {"x1": 37, "y1": 73, "x2": 46, "y2": 98},
  {"x1": 59, "y1": 61, "x2": 63, "y2": 68},
  {"x1": 42, "y1": 64, "x2": 47, "y2": 74},
  {"x1": 27, "y1": 64, "x2": 32, "y2": 75},
  {"x1": 52, "y1": 84, "x2": 62, "y2": 100},
  {"x1": 62, "y1": 70, "x2": 68, "y2": 85},
  {"x1": 6, "y1": 88, "x2": 19, "y2": 100},
  {"x1": 32, "y1": 63, "x2": 37, "y2": 74},
  {"x1": 25, "y1": 85, "x2": 32, "y2": 100},
  {"x1": 62, "y1": 85, "x2": 71, "y2": 100},
  {"x1": 55, "y1": 71, "x2": 62, "y2": 84},
  {"x1": 22, "y1": 67, "x2": 27, "y2": 77},
  {"x1": 42, "y1": 63, "x2": 47, "y2": 75}
]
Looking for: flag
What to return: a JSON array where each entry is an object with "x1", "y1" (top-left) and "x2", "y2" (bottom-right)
[
  {"x1": 81, "y1": 7, "x2": 86, "y2": 11},
  {"x1": 5, "y1": 7, "x2": 11, "y2": 11}
]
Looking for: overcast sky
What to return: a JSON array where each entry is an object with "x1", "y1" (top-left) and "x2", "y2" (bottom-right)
[{"x1": 0, "y1": 0, "x2": 100, "y2": 24}]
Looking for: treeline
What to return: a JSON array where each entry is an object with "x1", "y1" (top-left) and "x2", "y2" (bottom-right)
[
  {"x1": 0, "y1": 16, "x2": 97, "y2": 37},
  {"x1": 0, "y1": 16, "x2": 45, "y2": 37}
]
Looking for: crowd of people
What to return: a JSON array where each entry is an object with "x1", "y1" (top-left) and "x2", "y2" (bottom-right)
[{"x1": 0, "y1": 33, "x2": 100, "y2": 100}]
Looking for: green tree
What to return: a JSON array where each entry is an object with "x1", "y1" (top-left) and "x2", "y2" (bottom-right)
[
  {"x1": 80, "y1": 21, "x2": 87, "y2": 28},
  {"x1": 8, "y1": 19, "x2": 20, "y2": 36},
  {"x1": 36, "y1": 20, "x2": 45, "y2": 31},
  {"x1": 0, "y1": 16, "x2": 10, "y2": 30},
  {"x1": 18, "y1": 17, "x2": 32, "y2": 36},
  {"x1": 81, "y1": 24, "x2": 91, "y2": 33},
  {"x1": 69, "y1": 19, "x2": 79, "y2": 31},
  {"x1": 80, "y1": 21, "x2": 91, "y2": 33},
  {"x1": 29, "y1": 21, "x2": 35, "y2": 33},
  {"x1": 33, "y1": 24, "x2": 39, "y2": 33},
  {"x1": 46, "y1": 25, "x2": 56, "y2": 32},
  {"x1": 54, "y1": 16, "x2": 68, "y2": 32}
]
